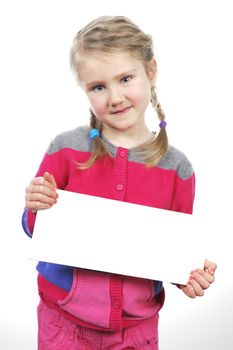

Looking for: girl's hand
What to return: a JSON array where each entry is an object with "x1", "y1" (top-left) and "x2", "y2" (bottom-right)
[
  {"x1": 178, "y1": 259, "x2": 217, "y2": 298},
  {"x1": 25, "y1": 172, "x2": 58, "y2": 213}
]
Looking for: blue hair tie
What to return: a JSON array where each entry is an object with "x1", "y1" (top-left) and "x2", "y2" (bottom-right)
[
  {"x1": 159, "y1": 120, "x2": 167, "y2": 128},
  {"x1": 89, "y1": 128, "x2": 100, "y2": 140}
]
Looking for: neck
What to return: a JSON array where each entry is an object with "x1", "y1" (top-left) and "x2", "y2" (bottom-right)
[{"x1": 102, "y1": 124, "x2": 153, "y2": 149}]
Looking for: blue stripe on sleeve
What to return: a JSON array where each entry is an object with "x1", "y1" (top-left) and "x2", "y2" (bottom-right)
[
  {"x1": 154, "y1": 280, "x2": 163, "y2": 295},
  {"x1": 36, "y1": 261, "x2": 74, "y2": 291},
  {"x1": 21, "y1": 208, "x2": 32, "y2": 237}
]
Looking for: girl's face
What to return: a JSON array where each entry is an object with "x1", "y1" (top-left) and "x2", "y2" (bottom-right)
[{"x1": 79, "y1": 52, "x2": 156, "y2": 138}]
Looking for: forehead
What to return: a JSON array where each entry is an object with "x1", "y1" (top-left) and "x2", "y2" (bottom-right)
[{"x1": 79, "y1": 52, "x2": 144, "y2": 83}]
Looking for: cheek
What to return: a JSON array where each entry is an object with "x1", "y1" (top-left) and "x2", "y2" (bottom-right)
[
  {"x1": 89, "y1": 96, "x2": 106, "y2": 115},
  {"x1": 130, "y1": 84, "x2": 151, "y2": 106}
]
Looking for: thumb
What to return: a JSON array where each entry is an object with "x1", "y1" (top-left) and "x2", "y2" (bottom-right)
[
  {"x1": 204, "y1": 259, "x2": 217, "y2": 275},
  {"x1": 43, "y1": 171, "x2": 57, "y2": 188}
]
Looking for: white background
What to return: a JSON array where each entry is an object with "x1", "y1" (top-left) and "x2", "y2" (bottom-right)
[{"x1": 0, "y1": 0, "x2": 232, "y2": 349}]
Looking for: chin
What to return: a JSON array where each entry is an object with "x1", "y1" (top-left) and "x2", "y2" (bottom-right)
[
  {"x1": 114, "y1": 118, "x2": 137, "y2": 129},
  {"x1": 114, "y1": 123, "x2": 135, "y2": 131}
]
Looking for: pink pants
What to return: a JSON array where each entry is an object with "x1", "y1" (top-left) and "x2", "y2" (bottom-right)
[{"x1": 37, "y1": 301, "x2": 159, "y2": 350}]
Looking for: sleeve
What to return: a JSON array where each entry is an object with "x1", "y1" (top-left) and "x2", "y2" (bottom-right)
[
  {"x1": 22, "y1": 137, "x2": 69, "y2": 236},
  {"x1": 170, "y1": 172, "x2": 196, "y2": 214},
  {"x1": 170, "y1": 168, "x2": 196, "y2": 289},
  {"x1": 21, "y1": 207, "x2": 33, "y2": 237},
  {"x1": 35, "y1": 138, "x2": 70, "y2": 188}
]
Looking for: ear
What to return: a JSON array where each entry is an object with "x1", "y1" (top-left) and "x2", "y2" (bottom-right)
[{"x1": 147, "y1": 58, "x2": 157, "y2": 85}]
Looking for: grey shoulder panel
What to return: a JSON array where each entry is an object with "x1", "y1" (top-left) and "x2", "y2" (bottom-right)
[
  {"x1": 46, "y1": 129, "x2": 193, "y2": 180},
  {"x1": 157, "y1": 145, "x2": 194, "y2": 180},
  {"x1": 47, "y1": 126, "x2": 91, "y2": 154}
]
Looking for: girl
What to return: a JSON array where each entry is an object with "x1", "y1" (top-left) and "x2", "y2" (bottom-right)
[{"x1": 22, "y1": 16, "x2": 217, "y2": 350}]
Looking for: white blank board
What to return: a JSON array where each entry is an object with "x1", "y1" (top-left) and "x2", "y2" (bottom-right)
[{"x1": 30, "y1": 190, "x2": 205, "y2": 285}]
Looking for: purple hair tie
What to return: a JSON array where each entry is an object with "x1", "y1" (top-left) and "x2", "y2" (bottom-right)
[
  {"x1": 89, "y1": 128, "x2": 100, "y2": 140},
  {"x1": 159, "y1": 120, "x2": 167, "y2": 128}
]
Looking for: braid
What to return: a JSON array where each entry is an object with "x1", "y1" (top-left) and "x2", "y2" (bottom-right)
[
  {"x1": 90, "y1": 108, "x2": 102, "y2": 131},
  {"x1": 78, "y1": 110, "x2": 108, "y2": 169},
  {"x1": 134, "y1": 86, "x2": 168, "y2": 167},
  {"x1": 143, "y1": 86, "x2": 168, "y2": 165},
  {"x1": 151, "y1": 86, "x2": 166, "y2": 122}
]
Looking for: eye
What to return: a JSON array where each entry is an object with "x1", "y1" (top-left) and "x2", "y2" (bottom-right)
[
  {"x1": 120, "y1": 75, "x2": 133, "y2": 83},
  {"x1": 92, "y1": 85, "x2": 105, "y2": 92}
]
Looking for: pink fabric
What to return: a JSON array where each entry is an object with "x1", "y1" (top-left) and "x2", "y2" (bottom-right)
[
  {"x1": 38, "y1": 301, "x2": 160, "y2": 350},
  {"x1": 58, "y1": 269, "x2": 111, "y2": 328},
  {"x1": 122, "y1": 276, "x2": 158, "y2": 319},
  {"x1": 31, "y1": 146, "x2": 195, "y2": 214},
  {"x1": 27, "y1": 127, "x2": 194, "y2": 335},
  {"x1": 25, "y1": 147, "x2": 195, "y2": 233},
  {"x1": 56, "y1": 269, "x2": 164, "y2": 330}
]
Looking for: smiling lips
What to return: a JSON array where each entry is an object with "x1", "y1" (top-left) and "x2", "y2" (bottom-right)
[{"x1": 111, "y1": 106, "x2": 132, "y2": 115}]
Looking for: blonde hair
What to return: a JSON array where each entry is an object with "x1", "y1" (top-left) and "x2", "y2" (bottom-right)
[{"x1": 70, "y1": 16, "x2": 168, "y2": 169}]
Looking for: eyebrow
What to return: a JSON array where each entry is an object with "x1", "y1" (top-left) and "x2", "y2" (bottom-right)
[{"x1": 85, "y1": 69, "x2": 137, "y2": 89}]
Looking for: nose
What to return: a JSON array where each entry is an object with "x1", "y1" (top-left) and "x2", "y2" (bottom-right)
[{"x1": 108, "y1": 86, "x2": 124, "y2": 107}]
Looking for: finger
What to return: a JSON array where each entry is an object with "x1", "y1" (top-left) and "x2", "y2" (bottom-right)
[
  {"x1": 25, "y1": 193, "x2": 57, "y2": 213},
  {"x1": 181, "y1": 284, "x2": 196, "y2": 299},
  {"x1": 25, "y1": 192, "x2": 57, "y2": 205},
  {"x1": 204, "y1": 259, "x2": 217, "y2": 276},
  {"x1": 26, "y1": 184, "x2": 57, "y2": 199},
  {"x1": 26, "y1": 175, "x2": 58, "y2": 198},
  {"x1": 26, "y1": 200, "x2": 54, "y2": 212},
  {"x1": 25, "y1": 175, "x2": 58, "y2": 213},
  {"x1": 30, "y1": 176, "x2": 56, "y2": 192},
  {"x1": 190, "y1": 270, "x2": 211, "y2": 290},
  {"x1": 196, "y1": 269, "x2": 215, "y2": 284},
  {"x1": 189, "y1": 278, "x2": 205, "y2": 297}
]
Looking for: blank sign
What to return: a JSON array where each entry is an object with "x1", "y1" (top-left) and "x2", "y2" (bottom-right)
[{"x1": 30, "y1": 190, "x2": 205, "y2": 285}]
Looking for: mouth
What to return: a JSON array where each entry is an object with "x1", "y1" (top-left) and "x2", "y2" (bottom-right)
[{"x1": 111, "y1": 106, "x2": 132, "y2": 115}]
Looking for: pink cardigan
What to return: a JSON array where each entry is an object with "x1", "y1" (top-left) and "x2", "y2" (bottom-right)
[{"x1": 24, "y1": 126, "x2": 195, "y2": 331}]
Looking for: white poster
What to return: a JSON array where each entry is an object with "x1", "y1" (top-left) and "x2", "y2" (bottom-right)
[{"x1": 31, "y1": 190, "x2": 205, "y2": 285}]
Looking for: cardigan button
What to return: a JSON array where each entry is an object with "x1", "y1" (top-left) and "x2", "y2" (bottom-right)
[
  {"x1": 113, "y1": 301, "x2": 121, "y2": 309},
  {"x1": 120, "y1": 151, "x2": 126, "y2": 157},
  {"x1": 116, "y1": 184, "x2": 124, "y2": 191}
]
